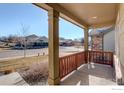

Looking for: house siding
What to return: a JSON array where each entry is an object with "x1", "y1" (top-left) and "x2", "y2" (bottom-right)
[
  {"x1": 115, "y1": 3, "x2": 124, "y2": 84},
  {"x1": 103, "y1": 30, "x2": 115, "y2": 52}
]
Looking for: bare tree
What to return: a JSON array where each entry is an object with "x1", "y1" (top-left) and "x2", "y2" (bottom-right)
[{"x1": 20, "y1": 24, "x2": 30, "y2": 58}]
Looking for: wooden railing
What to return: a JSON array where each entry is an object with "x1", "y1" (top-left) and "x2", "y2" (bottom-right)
[
  {"x1": 88, "y1": 50, "x2": 113, "y2": 67},
  {"x1": 59, "y1": 50, "x2": 113, "y2": 79},
  {"x1": 59, "y1": 52, "x2": 85, "y2": 79}
]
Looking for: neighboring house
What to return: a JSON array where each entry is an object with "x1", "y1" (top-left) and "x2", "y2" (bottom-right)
[
  {"x1": 14, "y1": 34, "x2": 48, "y2": 49},
  {"x1": 90, "y1": 26, "x2": 115, "y2": 52},
  {"x1": 0, "y1": 41, "x2": 6, "y2": 47},
  {"x1": 59, "y1": 38, "x2": 74, "y2": 46},
  {"x1": 90, "y1": 29, "x2": 103, "y2": 51},
  {"x1": 73, "y1": 39, "x2": 83, "y2": 46},
  {"x1": 26, "y1": 34, "x2": 39, "y2": 44},
  {"x1": 91, "y1": 35, "x2": 103, "y2": 51},
  {"x1": 59, "y1": 37, "x2": 83, "y2": 46},
  {"x1": 37, "y1": 36, "x2": 48, "y2": 43}
]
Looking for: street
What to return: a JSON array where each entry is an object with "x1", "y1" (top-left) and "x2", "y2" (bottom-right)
[{"x1": 0, "y1": 46, "x2": 84, "y2": 61}]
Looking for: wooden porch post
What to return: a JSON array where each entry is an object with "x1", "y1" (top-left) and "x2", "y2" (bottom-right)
[
  {"x1": 84, "y1": 28, "x2": 89, "y2": 63},
  {"x1": 48, "y1": 9, "x2": 60, "y2": 85}
]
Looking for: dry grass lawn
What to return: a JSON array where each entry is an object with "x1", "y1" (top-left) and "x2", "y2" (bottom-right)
[
  {"x1": 0, "y1": 47, "x2": 10, "y2": 51},
  {"x1": 0, "y1": 55, "x2": 48, "y2": 73}
]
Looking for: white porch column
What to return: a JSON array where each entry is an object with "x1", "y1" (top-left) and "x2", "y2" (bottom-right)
[{"x1": 48, "y1": 9, "x2": 60, "y2": 85}]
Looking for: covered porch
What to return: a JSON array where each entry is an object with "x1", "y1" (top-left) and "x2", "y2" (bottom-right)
[
  {"x1": 59, "y1": 50, "x2": 115, "y2": 85},
  {"x1": 34, "y1": 3, "x2": 117, "y2": 85}
]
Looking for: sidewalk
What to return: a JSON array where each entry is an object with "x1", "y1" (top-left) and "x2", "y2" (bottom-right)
[{"x1": 0, "y1": 72, "x2": 28, "y2": 85}]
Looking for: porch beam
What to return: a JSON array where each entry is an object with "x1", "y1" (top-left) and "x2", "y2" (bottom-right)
[
  {"x1": 84, "y1": 28, "x2": 89, "y2": 63},
  {"x1": 48, "y1": 9, "x2": 60, "y2": 85}
]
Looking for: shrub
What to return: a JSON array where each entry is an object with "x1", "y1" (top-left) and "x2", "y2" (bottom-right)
[{"x1": 19, "y1": 62, "x2": 48, "y2": 85}]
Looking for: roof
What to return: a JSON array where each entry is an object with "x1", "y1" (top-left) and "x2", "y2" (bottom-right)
[
  {"x1": 25, "y1": 34, "x2": 48, "y2": 43},
  {"x1": 90, "y1": 26, "x2": 115, "y2": 36},
  {"x1": 26, "y1": 34, "x2": 38, "y2": 39}
]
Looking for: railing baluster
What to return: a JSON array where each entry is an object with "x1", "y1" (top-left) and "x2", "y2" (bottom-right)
[
  {"x1": 89, "y1": 50, "x2": 113, "y2": 66},
  {"x1": 59, "y1": 51, "x2": 85, "y2": 79},
  {"x1": 65, "y1": 57, "x2": 67, "y2": 75}
]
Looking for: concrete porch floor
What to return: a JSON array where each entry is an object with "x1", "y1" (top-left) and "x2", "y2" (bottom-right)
[{"x1": 61, "y1": 63, "x2": 117, "y2": 85}]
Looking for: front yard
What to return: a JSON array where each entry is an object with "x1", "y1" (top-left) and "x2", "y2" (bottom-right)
[{"x1": 0, "y1": 55, "x2": 48, "y2": 74}]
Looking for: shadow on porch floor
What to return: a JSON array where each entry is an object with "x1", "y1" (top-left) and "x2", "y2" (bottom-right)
[{"x1": 61, "y1": 63, "x2": 116, "y2": 85}]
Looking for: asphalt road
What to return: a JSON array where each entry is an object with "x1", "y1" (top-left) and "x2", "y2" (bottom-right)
[{"x1": 0, "y1": 46, "x2": 84, "y2": 61}]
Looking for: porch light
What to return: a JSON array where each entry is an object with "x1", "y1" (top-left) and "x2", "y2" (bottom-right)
[{"x1": 92, "y1": 16, "x2": 97, "y2": 19}]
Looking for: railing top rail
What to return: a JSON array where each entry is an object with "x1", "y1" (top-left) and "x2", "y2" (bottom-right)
[
  {"x1": 89, "y1": 50, "x2": 113, "y2": 54},
  {"x1": 59, "y1": 51, "x2": 85, "y2": 59}
]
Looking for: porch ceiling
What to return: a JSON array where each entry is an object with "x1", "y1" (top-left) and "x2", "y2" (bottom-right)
[
  {"x1": 58, "y1": 3, "x2": 118, "y2": 28},
  {"x1": 34, "y1": 3, "x2": 118, "y2": 29}
]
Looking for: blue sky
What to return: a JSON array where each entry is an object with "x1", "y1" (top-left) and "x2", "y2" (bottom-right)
[{"x1": 0, "y1": 3, "x2": 84, "y2": 40}]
